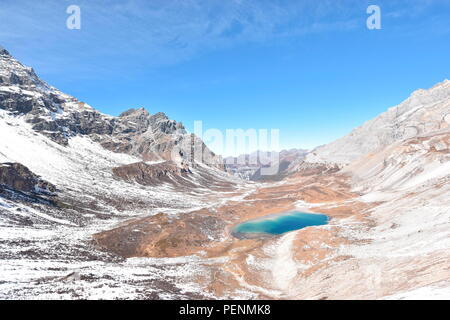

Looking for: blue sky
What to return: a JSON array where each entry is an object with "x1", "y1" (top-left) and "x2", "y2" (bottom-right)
[{"x1": 1, "y1": 0, "x2": 450, "y2": 155}]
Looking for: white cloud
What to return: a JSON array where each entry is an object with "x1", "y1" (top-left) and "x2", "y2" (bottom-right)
[{"x1": 0, "y1": 0, "x2": 446, "y2": 77}]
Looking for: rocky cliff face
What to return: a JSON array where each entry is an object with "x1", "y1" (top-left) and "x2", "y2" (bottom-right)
[
  {"x1": 112, "y1": 161, "x2": 190, "y2": 186},
  {"x1": 298, "y1": 80, "x2": 450, "y2": 171},
  {"x1": 0, "y1": 162, "x2": 55, "y2": 194},
  {"x1": 0, "y1": 48, "x2": 223, "y2": 170}
]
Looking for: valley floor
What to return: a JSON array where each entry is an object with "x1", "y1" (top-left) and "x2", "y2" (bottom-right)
[{"x1": 93, "y1": 171, "x2": 450, "y2": 300}]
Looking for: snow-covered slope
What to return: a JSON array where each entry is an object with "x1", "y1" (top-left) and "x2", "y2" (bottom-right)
[
  {"x1": 0, "y1": 105, "x2": 244, "y2": 299},
  {"x1": 302, "y1": 80, "x2": 450, "y2": 168},
  {"x1": 343, "y1": 130, "x2": 450, "y2": 193}
]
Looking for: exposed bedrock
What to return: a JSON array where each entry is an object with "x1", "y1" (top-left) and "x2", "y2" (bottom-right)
[
  {"x1": 0, "y1": 162, "x2": 55, "y2": 194},
  {"x1": 112, "y1": 161, "x2": 191, "y2": 186}
]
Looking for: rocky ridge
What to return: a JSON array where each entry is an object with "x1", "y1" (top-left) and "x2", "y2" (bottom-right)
[
  {"x1": 295, "y1": 80, "x2": 450, "y2": 172},
  {"x1": 0, "y1": 48, "x2": 222, "y2": 170}
]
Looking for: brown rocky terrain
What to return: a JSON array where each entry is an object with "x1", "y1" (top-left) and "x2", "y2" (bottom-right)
[
  {"x1": 93, "y1": 171, "x2": 374, "y2": 298},
  {"x1": 112, "y1": 161, "x2": 191, "y2": 186},
  {"x1": 0, "y1": 162, "x2": 55, "y2": 195}
]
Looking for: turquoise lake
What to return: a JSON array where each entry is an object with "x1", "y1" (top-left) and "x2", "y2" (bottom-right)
[{"x1": 232, "y1": 211, "x2": 329, "y2": 239}]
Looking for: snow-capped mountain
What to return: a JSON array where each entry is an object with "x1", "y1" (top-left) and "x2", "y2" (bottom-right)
[
  {"x1": 0, "y1": 48, "x2": 223, "y2": 169},
  {"x1": 298, "y1": 80, "x2": 450, "y2": 171}
]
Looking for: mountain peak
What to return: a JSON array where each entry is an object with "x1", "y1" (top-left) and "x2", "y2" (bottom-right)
[
  {"x1": 440, "y1": 79, "x2": 450, "y2": 87},
  {"x1": 428, "y1": 78, "x2": 450, "y2": 90},
  {"x1": 0, "y1": 46, "x2": 11, "y2": 57},
  {"x1": 152, "y1": 112, "x2": 169, "y2": 119},
  {"x1": 119, "y1": 107, "x2": 150, "y2": 118}
]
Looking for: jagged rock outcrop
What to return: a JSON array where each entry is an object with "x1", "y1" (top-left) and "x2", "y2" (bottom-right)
[
  {"x1": 0, "y1": 162, "x2": 55, "y2": 194},
  {"x1": 112, "y1": 161, "x2": 191, "y2": 186},
  {"x1": 0, "y1": 47, "x2": 112, "y2": 144},
  {"x1": 0, "y1": 47, "x2": 223, "y2": 169}
]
